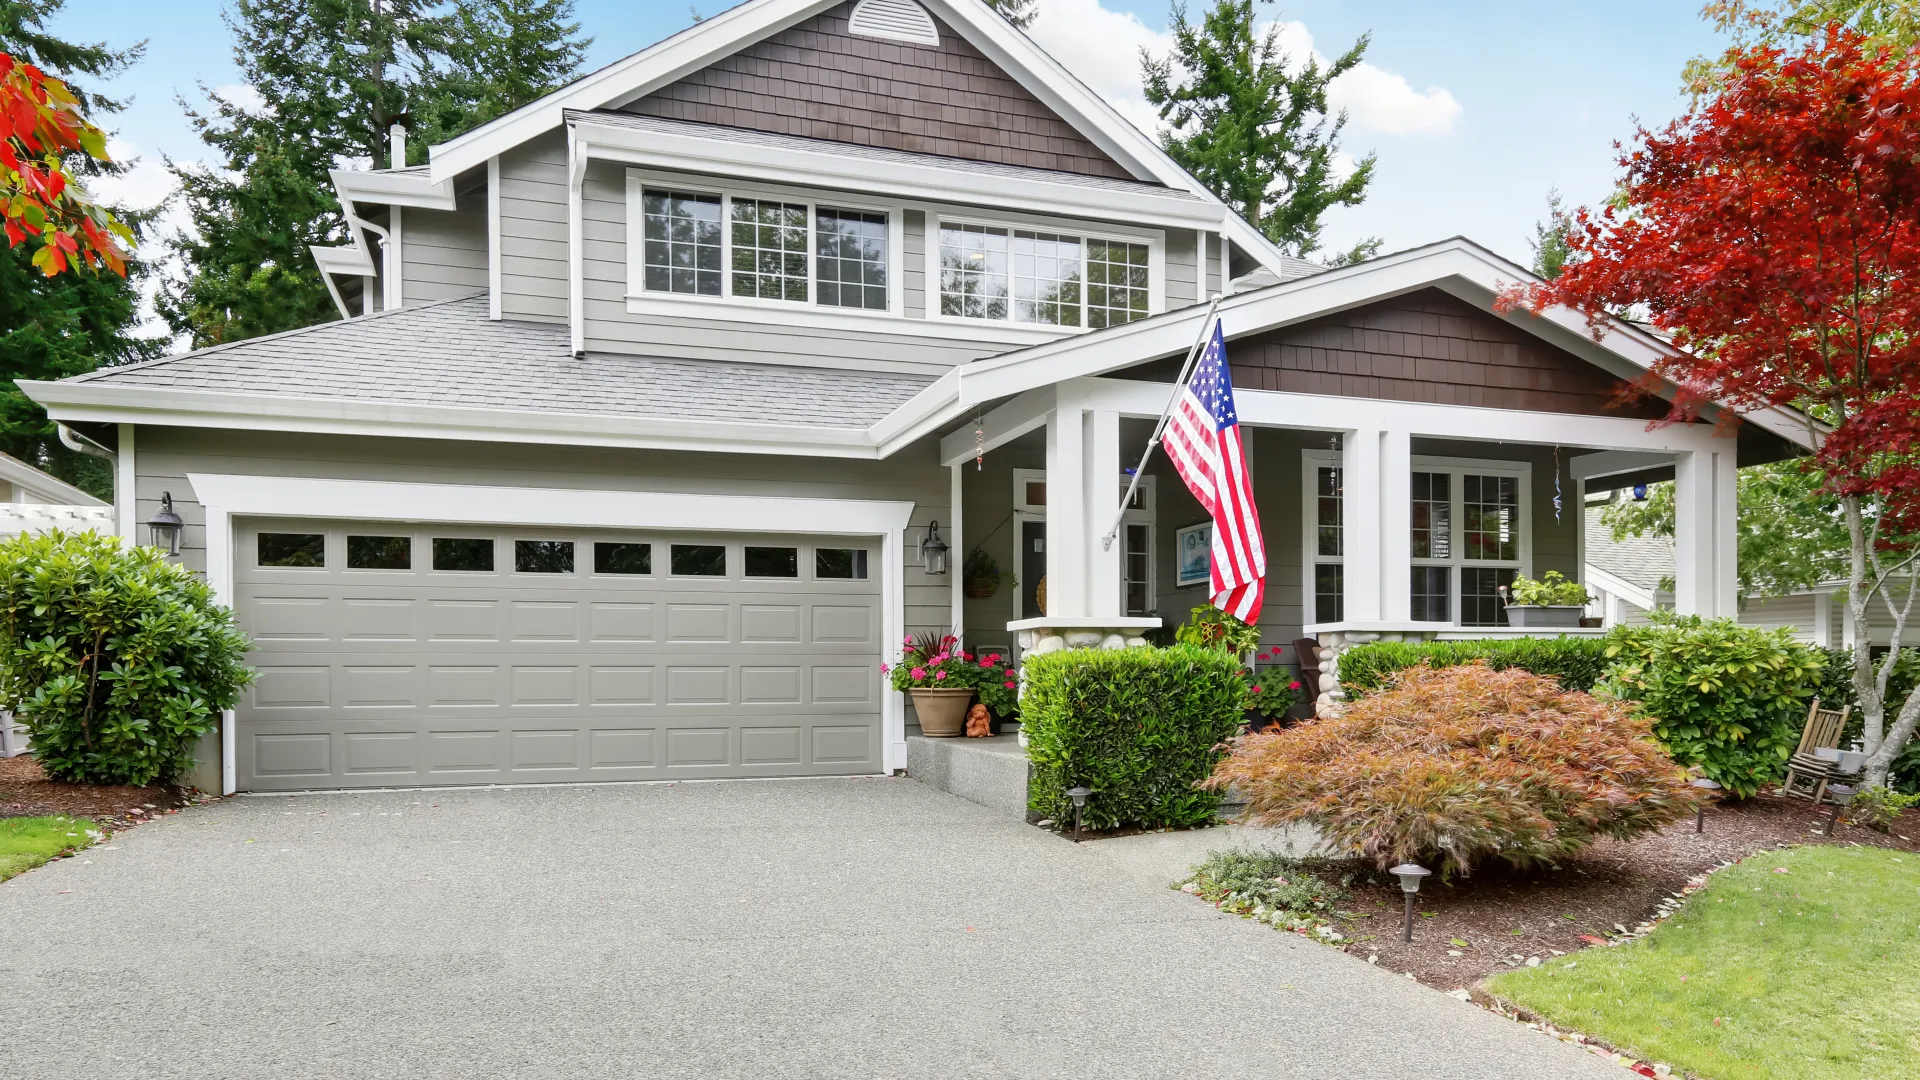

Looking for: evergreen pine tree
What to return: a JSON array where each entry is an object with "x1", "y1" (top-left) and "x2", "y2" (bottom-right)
[
  {"x1": 986, "y1": 0, "x2": 1038, "y2": 29},
  {"x1": 1528, "y1": 188, "x2": 1573, "y2": 280},
  {"x1": 0, "y1": 0, "x2": 159, "y2": 498},
  {"x1": 414, "y1": 0, "x2": 591, "y2": 146},
  {"x1": 1142, "y1": 0, "x2": 1376, "y2": 258}
]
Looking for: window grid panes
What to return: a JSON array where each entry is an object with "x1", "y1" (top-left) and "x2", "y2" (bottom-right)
[
  {"x1": 1316, "y1": 466, "x2": 1343, "y2": 556},
  {"x1": 1010, "y1": 230, "x2": 1081, "y2": 327},
  {"x1": 347, "y1": 535, "x2": 409, "y2": 570},
  {"x1": 594, "y1": 542, "x2": 652, "y2": 575},
  {"x1": 1124, "y1": 522, "x2": 1151, "y2": 617},
  {"x1": 730, "y1": 198, "x2": 808, "y2": 302},
  {"x1": 259, "y1": 533, "x2": 324, "y2": 568},
  {"x1": 514, "y1": 540, "x2": 574, "y2": 574},
  {"x1": 815, "y1": 209, "x2": 888, "y2": 311},
  {"x1": 1411, "y1": 566, "x2": 1451, "y2": 622},
  {"x1": 1411, "y1": 471, "x2": 1452, "y2": 559},
  {"x1": 1314, "y1": 564, "x2": 1345, "y2": 624},
  {"x1": 1464, "y1": 474, "x2": 1521, "y2": 562},
  {"x1": 1462, "y1": 567, "x2": 1518, "y2": 627},
  {"x1": 641, "y1": 190, "x2": 722, "y2": 296},
  {"x1": 938, "y1": 223, "x2": 1009, "y2": 320},
  {"x1": 1086, "y1": 239, "x2": 1150, "y2": 329}
]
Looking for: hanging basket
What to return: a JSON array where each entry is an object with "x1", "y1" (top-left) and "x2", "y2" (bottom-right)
[{"x1": 963, "y1": 573, "x2": 999, "y2": 599}]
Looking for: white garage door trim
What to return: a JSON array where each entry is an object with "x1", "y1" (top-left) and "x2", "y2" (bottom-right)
[{"x1": 189, "y1": 473, "x2": 915, "y2": 794}]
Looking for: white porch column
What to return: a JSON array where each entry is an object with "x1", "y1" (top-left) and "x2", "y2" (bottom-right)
[
  {"x1": 1379, "y1": 429, "x2": 1412, "y2": 622},
  {"x1": 1045, "y1": 404, "x2": 1088, "y2": 617},
  {"x1": 1084, "y1": 409, "x2": 1123, "y2": 618},
  {"x1": 1673, "y1": 446, "x2": 1738, "y2": 617},
  {"x1": 1342, "y1": 428, "x2": 1384, "y2": 622},
  {"x1": 949, "y1": 461, "x2": 965, "y2": 644}
]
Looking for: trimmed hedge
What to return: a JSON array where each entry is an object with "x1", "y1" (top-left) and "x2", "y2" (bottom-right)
[
  {"x1": 1023, "y1": 645, "x2": 1245, "y2": 830},
  {"x1": 1337, "y1": 636, "x2": 1615, "y2": 697}
]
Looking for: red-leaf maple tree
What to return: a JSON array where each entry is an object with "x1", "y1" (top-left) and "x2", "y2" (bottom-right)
[
  {"x1": 1505, "y1": 24, "x2": 1920, "y2": 787},
  {"x1": 0, "y1": 50, "x2": 130, "y2": 276}
]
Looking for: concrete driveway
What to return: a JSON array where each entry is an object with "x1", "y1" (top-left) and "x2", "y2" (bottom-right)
[{"x1": 0, "y1": 778, "x2": 1619, "y2": 1079}]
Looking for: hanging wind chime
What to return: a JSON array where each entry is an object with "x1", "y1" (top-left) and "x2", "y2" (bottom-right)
[
  {"x1": 974, "y1": 415, "x2": 985, "y2": 471},
  {"x1": 1552, "y1": 444, "x2": 1563, "y2": 523}
]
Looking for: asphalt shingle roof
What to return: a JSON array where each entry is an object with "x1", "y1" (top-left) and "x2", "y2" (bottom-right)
[
  {"x1": 73, "y1": 295, "x2": 935, "y2": 429},
  {"x1": 1584, "y1": 503, "x2": 1674, "y2": 591}
]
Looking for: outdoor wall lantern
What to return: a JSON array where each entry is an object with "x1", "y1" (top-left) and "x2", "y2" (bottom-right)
[
  {"x1": 1689, "y1": 777, "x2": 1723, "y2": 833},
  {"x1": 145, "y1": 492, "x2": 185, "y2": 557},
  {"x1": 920, "y1": 520, "x2": 950, "y2": 576},
  {"x1": 1390, "y1": 863, "x2": 1432, "y2": 942},
  {"x1": 1066, "y1": 786, "x2": 1092, "y2": 841}
]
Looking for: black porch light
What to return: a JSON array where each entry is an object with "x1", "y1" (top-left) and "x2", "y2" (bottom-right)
[
  {"x1": 920, "y1": 520, "x2": 950, "y2": 576},
  {"x1": 1066, "y1": 786, "x2": 1092, "y2": 841},
  {"x1": 1390, "y1": 863, "x2": 1431, "y2": 942},
  {"x1": 145, "y1": 492, "x2": 185, "y2": 556},
  {"x1": 1690, "y1": 777, "x2": 1722, "y2": 833}
]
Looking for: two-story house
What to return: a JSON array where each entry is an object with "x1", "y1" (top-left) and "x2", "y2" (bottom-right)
[{"x1": 24, "y1": 0, "x2": 1816, "y2": 794}]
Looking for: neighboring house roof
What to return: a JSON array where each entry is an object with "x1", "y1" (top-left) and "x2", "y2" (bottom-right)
[
  {"x1": 0, "y1": 504, "x2": 116, "y2": 537},
  {"x1": 53, "y1": 295, "x2": 935, "y2": 438},
  {"x1": 1584, "y1": 503, "x2": 1674, "y2": 594},
  {"x1": 0, "y1": 451, "x2": 106, "y2": 506}
]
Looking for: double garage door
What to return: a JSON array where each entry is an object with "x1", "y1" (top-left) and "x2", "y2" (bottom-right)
[{"x1": 234, "y1": 518, "x2": 882, "y2": 791}]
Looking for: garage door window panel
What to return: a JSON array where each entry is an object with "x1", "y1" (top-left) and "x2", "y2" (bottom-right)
[
  {"x1": 670, "y1": 544, "x2": 727, "y2": 577},
  {"x1": 744, "y1": 546, "x2": 798, "y2": 578},
  {"x1": 515, "y1": 540, "x2": 575, "y2": 574},
  {"x1": 347, "y1": 535, "x2": 411, "y2": 570},
  {"x1": 259, "y1": 533, "x2": 325, "y2": 568},
  {"x1": 594, "y1": 542, "x2": 652, "y2": 575},
  {"x1": 433, "y1": 538, "x2": 495, "y2": 572},
  {"x1": 815, "y1": 548, "x2": 867, "y2": 579}
]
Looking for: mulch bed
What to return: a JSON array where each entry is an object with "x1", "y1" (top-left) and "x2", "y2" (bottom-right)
[
  {"x1": 1318, "y1": 791, "x2": 1920, "y2": 990},
  {"x1": 0, "y1": 755, "x2": 208, "y2": 829}
]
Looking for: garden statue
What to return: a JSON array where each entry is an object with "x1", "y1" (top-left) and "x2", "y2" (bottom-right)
[{"x1": 965, "y1": 703, "x2": 993, "y2": 738}]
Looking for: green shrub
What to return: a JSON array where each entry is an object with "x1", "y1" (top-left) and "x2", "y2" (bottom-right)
[
  {"x1": 1172, "y1": 604, "x2": 1260, "y2": 654},
  {"x1": 1023, "y1": 645, "x2": 1245, "y2": 830},
  {"x1": 1337, "y1": 636, "x2": 1615, "y2": 697},
  {"x1": 0, "y1": 531, "x2": 254, "y2": 786},
  {"x1": 1814, "y1": 647, "x2": 1920, "y2": 793},
  {"x1": 1178, "y1": 849, "x2": 1355, "y2": 937},
  {"x1": 1211, "y1": 663, "x2": 1695, "y2": 876},
  {"x1": 1847, "y1": 786, "x2": 1920, "y2": 832},
  {"x1": 1597, "y1": 615, "x2": 1825, "y2": 798},
  {"x1": 1505, "y1": 570, "x2": 1592, "y2": 607}
]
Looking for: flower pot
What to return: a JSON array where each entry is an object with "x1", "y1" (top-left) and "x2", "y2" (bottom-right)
[
  {"x1": 910, "y1": 687, "x2": 975, "y2": 738},
  {"x1": 1504, "y1": 604, "x2": 1585, "y2": 629}
]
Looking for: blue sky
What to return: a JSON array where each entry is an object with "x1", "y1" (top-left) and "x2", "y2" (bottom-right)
[{"x1": 57, "y1": 0, "x2": 1727, "y2": 269}]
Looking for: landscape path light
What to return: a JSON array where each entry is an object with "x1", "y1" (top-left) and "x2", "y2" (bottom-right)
[
  {"x1": 1824, "y1": 782, "x2": 1857, "y2": 837},
  {"x1": 1390, "y1": 863, "x2": 1431, "y2": 943},
  {"x1": 1066, "y1": 786, "x2": 1091, "y2": 841},
  {"x1": 1690, "y1": 777, "x2": 1722, "y2": 833}
]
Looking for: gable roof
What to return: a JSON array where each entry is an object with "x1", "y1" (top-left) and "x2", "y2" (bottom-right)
[
  {"x1": 0, "y1": 452, "x2": 105, "y2": 507},
  {"x1": 421, "y1": 0, "x2": 1295, "y2": 275}
]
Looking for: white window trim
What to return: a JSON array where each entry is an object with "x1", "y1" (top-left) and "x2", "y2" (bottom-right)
[
  {"x1": 188, "y1": 472, "x2": 915, "y2": 796},
  {"x1": 927, "y1": 209, "x2": 1166, "y2": 335},
  {"x1": 1301, "y1": 451, "x2": 1534, "y2": 630},
  {"x1": 1009, "y1": 468, "x2": 1155, "y2": 621},
  {"x1": 624, "y1": 168, "x2": 906, "y2": 321}
]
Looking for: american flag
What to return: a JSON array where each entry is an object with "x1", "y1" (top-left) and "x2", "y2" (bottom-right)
[{"x1": 1162, "y1": 321, "x2": 1266, "y2": 623}]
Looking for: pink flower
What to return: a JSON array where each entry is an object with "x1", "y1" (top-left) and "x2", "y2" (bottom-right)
[
  {"x1": 880, "y1": 663, "x2": 890, "y2": 674},
  {"x1": 910, "y1": 667, "x2": 927, "y2": 680},
  {"x1": 1289, "y1": 681, "x2": 1301, "y2": 690},
  {"x1": 903, "y1": 635, "x2": 914, "y2": 646},
  {"x1": 1250, "y1": 685, "x2": 1262, "y2": 693},
  {"x1": 984, "y1": 653, "x2": 1000, "y2": 665},
  {"x1": 1003, "y1": 680, "x2": 1017, "y2": 689},
  {"x1": 934, "y1": 670, "x2": 948, "y2": 680},
  {"x1": 981, "y1": 662, "x2": 996, "y2": 671},
  {"x1": 942, "y1": 635, "x2": 957, "y2": 645},
  {"x1": 932, "y1": 652, "x2": 949, "y2": 663}
]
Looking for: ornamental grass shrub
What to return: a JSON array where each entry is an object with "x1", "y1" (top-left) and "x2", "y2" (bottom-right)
[
  {"x1": 1597, "y1": 615, "x2": 1824, "y2": 797},
  {"x1": 1336, "y1": 636, "x2": 1614, "y2": 697},
  {"x1": 1022, "y1": 645, "x2": 1245, "y2": 831},
  {"x1": 1208, "y1": 663, "x2": 1697, "y2": 877},
  {"x1": 0, "y1": 531, "x2": 254, "y2": 786}
]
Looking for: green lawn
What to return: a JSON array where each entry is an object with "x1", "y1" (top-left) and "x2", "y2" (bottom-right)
[
  {"x1": 0, "y1": 816, "x2": 102, "y2": 881},
  {"x1": 1489, "y1": 845, "x2": 1920, "y2": 1080}
]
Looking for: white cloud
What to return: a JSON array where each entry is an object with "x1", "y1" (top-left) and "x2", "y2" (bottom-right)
[
  {"x1": 1026, "y1": 0, "x2": 1460, "y2": 139},
  {"x1": 213, "y1": 82, "x2": 268, "y2": 115}
]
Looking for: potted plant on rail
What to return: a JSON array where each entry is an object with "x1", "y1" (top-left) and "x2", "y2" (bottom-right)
[
  {"x1": 886, "y1": 633, "x2": 977, "y2": 737},
  {"x1": 1498, "y1": 571, "x2": 1592, "y2": 628}
]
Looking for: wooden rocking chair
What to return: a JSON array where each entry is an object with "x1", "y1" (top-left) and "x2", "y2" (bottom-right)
[{"x1": 1781, "y1": 698, "x2": 1852, "y2": 804}]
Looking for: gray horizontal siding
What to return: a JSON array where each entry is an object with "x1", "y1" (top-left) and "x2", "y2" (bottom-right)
[
  {"x1": 903, "y1": 209, "x2": 926, "y2": 319},
  {"x1": 496, "y1": 131, "x2": 568, "y2": 323},
  {"x1": 1165, "y1": 229, "x2": 1199, "y2": 307},
  {"x1": 399, "y1": 192, "x2": 488, "y2": 306}
]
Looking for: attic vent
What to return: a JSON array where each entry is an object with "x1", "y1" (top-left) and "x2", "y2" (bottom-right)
[{"x1": 848, "y1": 0, "x2": 940, "y2": 47}]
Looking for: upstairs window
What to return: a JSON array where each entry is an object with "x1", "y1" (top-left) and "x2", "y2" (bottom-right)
[
  {"x1": 641, "y1": 191, "x2": 722, "y2": 296},
  {"x1": 816, "y1": 210, "x2": 888, "y2": 311},
  {"x1": 938, "y1": 219, "x2": 1155, "y2": 330},
  {"x1": 730, "y1": 198, "x2": 808, "y2": 302}
]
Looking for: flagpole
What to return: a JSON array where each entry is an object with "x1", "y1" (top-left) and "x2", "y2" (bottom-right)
[{"x1": 1101, "y1": 293, "x2": 1225, "y2": 551}]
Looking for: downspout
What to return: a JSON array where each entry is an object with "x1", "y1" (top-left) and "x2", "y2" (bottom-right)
[{"x1": 58, "y1": 423, "x2": 115, "y2": 462}]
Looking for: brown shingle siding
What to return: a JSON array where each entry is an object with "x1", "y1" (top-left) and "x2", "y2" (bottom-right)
[
  {"x1": 1226, "y1": 288, "x2": 1669, "y2": 419},
  {"x1": 627, "y1": 3, "x2": 1133, "y2": 180}
]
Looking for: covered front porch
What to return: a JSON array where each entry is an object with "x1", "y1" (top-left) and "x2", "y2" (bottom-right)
[{"x1": 939, "y1": 376, "x2": 1741, "y2": 710}]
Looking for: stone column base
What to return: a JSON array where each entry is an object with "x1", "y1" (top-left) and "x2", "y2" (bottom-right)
[{"x1": 1311, "y1": 628, "x2": 1442, "y2": 716}]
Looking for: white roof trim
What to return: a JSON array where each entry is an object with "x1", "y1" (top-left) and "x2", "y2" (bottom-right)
[
  {"x1": 0, "y1": 451, "x2": 106, "y2": 506},
  {"x1": 1585, "y1": 562, "x2": 1659, "y2": 611},
  {"x1": 329, "y1": 167, "x2": 459, "y2": 211},
  {"x1": 421, "y1": 0, "x2": 1297, "y2": 275}
]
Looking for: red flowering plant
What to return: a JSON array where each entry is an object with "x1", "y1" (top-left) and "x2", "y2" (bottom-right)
[
  {"x1": 883, "y1": 633, "x2": 1020, "y2": 717},
  {"x1": 1241, "y1": 646, "x2": 1304, "y2": 722}
]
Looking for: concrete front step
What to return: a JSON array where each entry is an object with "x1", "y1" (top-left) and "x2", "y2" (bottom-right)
[{"x1": 905, "y1": 733, "x2": 1029, "y2": 817}]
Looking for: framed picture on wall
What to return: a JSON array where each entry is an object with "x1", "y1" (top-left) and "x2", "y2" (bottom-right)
[{"x1": 1175, "y1": 522, "x2": 1212, "y2": 587}]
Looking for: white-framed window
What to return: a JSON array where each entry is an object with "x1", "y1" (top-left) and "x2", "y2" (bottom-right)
[
  {"x1": 1009, "y1": 469, "x2": 1157, "y2": 618},
  {"x1": 934, "y1": 213, "x2": 1161, "y2": 332},
  {"x1": 627, "y1": 171, "x2": 899, "y2": 316},
  {"x1": 1302, "y1": 452, "x2": 1531, "y2": 627}
]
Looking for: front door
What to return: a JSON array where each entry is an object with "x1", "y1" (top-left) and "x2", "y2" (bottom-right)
[{"x1": 1020, "y1": 518, "x2": 1047, "y2": 619}]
